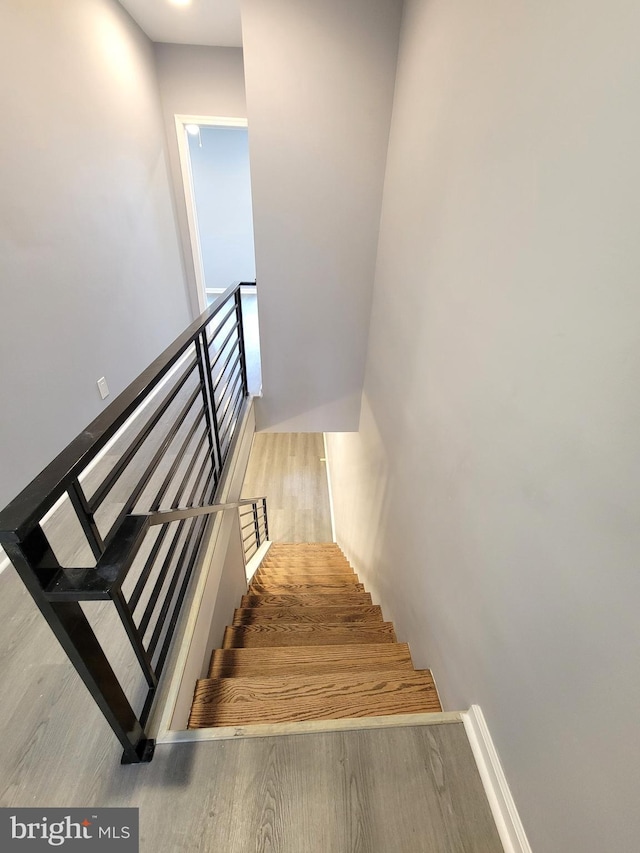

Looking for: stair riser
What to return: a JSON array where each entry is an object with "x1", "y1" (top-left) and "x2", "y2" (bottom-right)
[
  {"x1": 209, "y1": 643, "x2": 415, "y2": 678},
  {"x1": 222, "y1": 623, "x2": 397, "y2": 648}
]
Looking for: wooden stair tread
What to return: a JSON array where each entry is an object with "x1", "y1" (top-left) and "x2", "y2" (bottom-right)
[
  {"x1": 261, "y1": 557, "x2": 352, "y2": 563},
  {"x1": 188, "y1": 542, "x2": 442, "y2": 730},
  {"x1": 249, "y1": 581, "x2": 366, "y2": 594},
  {"x1": 223, "y1": 622, "x2": 396, "y2": 648},
  {"x1": 189, "y1": 669, "x2": 441, "y2": 727},
  {"x1": 253, "y1": 572, "x2": 360, "y2": 584},
  {"x1": 233, "y1": 605, "x2": 383, "y2": 625},
  {"x1": 265, "y1": 544, "x2": 344, "y2": 548},
  {"x1": 259, "y1": 564, "x2": 355, "y2": 573},
  {"x1": 240, "y1": 592, "x2": 373, "y2": 607},
  {"x1": 208, "y1": 643, "x2": 415, "y2": 677}
]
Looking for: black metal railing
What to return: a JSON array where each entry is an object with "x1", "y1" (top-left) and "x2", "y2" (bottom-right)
[
  {"x1": 146, "y1": 496, "x2": 268, "y2": 563},
  {"x1": 0, "y1": 283, "x2": 253, "y2": 764},
  {"x1": 238, "y1": 496, "x2": 269, "y2": 561}
]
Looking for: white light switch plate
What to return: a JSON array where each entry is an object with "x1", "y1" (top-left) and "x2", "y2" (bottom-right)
[{"x1": 97, "y1": 377, "x2": 110, "y2": 400}]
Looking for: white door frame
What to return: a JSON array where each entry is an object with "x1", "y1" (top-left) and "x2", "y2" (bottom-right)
[{"x1": 174, "y1": 115, "x2": 249, "y2": 314}]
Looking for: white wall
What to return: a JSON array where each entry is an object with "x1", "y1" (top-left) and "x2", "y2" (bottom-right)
[
  {"x1": 0, "y1": 0, "x2": 189, "y2": 512},
  {"x1": 326, "y1": 0, "x2": 640, "y2": 851},
  {"x1": 188, "y1": 126, "x2": 256, "y2": 292},
  {"x1": 240, "y1": 0, "x2": 403, "y2": 432},
  {"x1": 154, "y1": 45, "x2": 247, "y2": 317}
]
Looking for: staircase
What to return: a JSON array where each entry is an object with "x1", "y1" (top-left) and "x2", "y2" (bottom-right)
[{"x1": 188, "y1": 543, "x2": 441, "y2": 728}]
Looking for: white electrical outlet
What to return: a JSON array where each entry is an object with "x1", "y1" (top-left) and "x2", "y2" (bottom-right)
[{"x1": 97, "y1": 377, "x2": 110, "y2": 400}]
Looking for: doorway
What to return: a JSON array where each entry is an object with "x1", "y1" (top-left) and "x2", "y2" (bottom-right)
[{"x1": 176, "y1": 116, "x2": 261, "y2": 395}]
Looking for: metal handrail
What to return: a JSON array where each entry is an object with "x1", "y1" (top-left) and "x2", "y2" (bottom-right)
[
  {"x1": 145, "y1": 497, "x2": 266, "y2": 526},
  {"x1": 0, "y1": 283, "x2": 251, "y2": 764}
]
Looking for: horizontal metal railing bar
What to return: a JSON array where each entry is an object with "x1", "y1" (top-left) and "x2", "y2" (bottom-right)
[
  {"x1": 219, "y1": 404, "x2": 244, "y2": 465},
  {"x1": 217, "y1": 377, "x2": 244, "y2": 446},
  {"x1": 0, "y1": 283, "x2": 243, "y2": 543},
  {"x1": 166, "y1": 428, "x2": 211, "y2": 513},
  {"x1": 88, "y1": 358, "x2": 199, "y2": 513},
  {"x1": 146, "y1": 466, "x2": 216, "y2": 659},
  {"x1": 101, "y1": 385, "x2": 202, "y2": 547},
  {"x1": 215, "y1": 361, "x2": 242, "y2": 415},
  {"x1": 144, "y1": 496, "x2": 267, "y2": 526},
  {"x1": 207, "y1": 304, "x2": 237, "y2": 348},
  {"x1": 149, "y1": 411, "x2": 206, "y2": 512},
  {"x1": 127, "y1": 430, "x2": 209, "y2": 612},
  {"x1": 137, "y1": 454, "x2": 214, "y2": 637},
  {"x1": 153, "y1": 512, "x2": 210, "y2": 676},
  {"x1": 208, "y1": 319, "x2": 240, "y2": 372},
  {"x1": 44, "y1": 515, "x2": 150, "y2": 601},
  {"x1": 212, "y1": 346, "x2": 241, "y2": 396}
]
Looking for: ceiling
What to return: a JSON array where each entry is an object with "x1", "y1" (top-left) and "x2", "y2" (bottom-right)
[{"x1": 118, "y1": 0, "x2": 242, "y2": 48}]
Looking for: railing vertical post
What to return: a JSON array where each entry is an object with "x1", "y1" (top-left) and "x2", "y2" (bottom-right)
[
  {"x1": 199, "y1": 328, "x2": 224, "y2": 476},
  {"x1": 252, "y1": 501, "x2": 261, "y2": 548},
  {"x1": 262, "y1": 497, "x2": 269, "y2": 541},
  {"x1": 234, "y1": 287, "x2": 249, "y2": 397},
  {"x1": 3, "y1": 528, "x2": 153, "y2": 764},
  {"x1": 195, "y1": 333, "x2": 219, "y2": 473},
  {"x1": 68, "y1": 480, "x2": 105, "y2": 560}
]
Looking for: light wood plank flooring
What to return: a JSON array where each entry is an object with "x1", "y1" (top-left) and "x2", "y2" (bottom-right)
[
  {"x1": 0, "y1": 601, "x2": 502, "y2": 853},
  {"x1": 241, "y1": 433, "x2": 332, "y2": 542}
]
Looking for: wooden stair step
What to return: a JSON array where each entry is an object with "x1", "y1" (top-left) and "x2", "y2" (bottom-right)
[
  {"x1": 208, "y1": 643, "x2": 415, "y2": 678},
  {"x1": 188, "y1": 669, "x2": 441, "y2": 727},
  {"x1": 240, "y1": 592, "x2": 373, "y2": 607},
  {"x1": 249, "y1": 581, "x2": 366, "y2": 595},
  {"x1": 222, "y1": 622, "x2": 396, "y2": 648},
  {"x1": 259, "y1": 562, "x2": 354, "y2": 572},
  {"x1": 232, "y1": 605, "x2": 384, "y2": 625},
  {"x1": 265, "y1": 552, "x2": 344, "y2": 560},
  {"x1": 253, "y1": 571, "x2": 360, "y2": 584},
  {"x1": 268, "y1": 543, "x2": 340, "y2": 550}
]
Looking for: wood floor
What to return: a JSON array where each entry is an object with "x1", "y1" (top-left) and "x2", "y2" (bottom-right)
[
  {"x1": 189, "y1": 543, "x2": 441, "y2": 728},
  {"x1": 0, "y1": 431, "x2": 502, "y2": 851},
  {"x1": 241, "y1": 433, "x2": 332, "y2": 542}
]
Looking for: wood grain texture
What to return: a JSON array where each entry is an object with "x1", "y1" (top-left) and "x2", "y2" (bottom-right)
[
  {"x1": 232, "y1": 605, "x2": 384, "y2": 625},
  {"x1": 265, "y1": 544, "x2": 343, "y2": 551},
  {"x1": 253, "y1": 571, "x2": 361, "y2": 584},
  {"x1": 0, "y1": 567, "x2": 499, "y2": 851},
  {"x1": 208, "y1": 643, "x2": 415, "y2": 678},
  {"x1": 241, "y1": 434, "x2": 332, "y2": 542},
  {"x1": 223, "y1": 622, "x2": 397, "y2": 648},
  {"x1": 249, "y1": 580, "x2": 366, "y2": 595},
  {"x1": 240, "y1": 592, "x2": 374, "y2": 607},
  {"x1": 259, "y1": 561, "x2": 354, "y2": 571},
  {"x1": 189, "y1": 670, "x2": 441, "y2": 727}
]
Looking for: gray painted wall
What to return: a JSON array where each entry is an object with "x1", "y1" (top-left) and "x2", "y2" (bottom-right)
[
  {"x1": 240, "y1": 0, "x2": 403, "y2": 432},
  {"x1": 326, "y1": 0, "x2": 640, "y2": 851},
  {"x1": 154, "y1": 44, "x2": 247, "y2": 317},
  {"x1": 188, "y1": 126, "x2": 256, "y2": 292},
  {"x1": 0, "y1": 0, "x2": 189, "y2": 511}
]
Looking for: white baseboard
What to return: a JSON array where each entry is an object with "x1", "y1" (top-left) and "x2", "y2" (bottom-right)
[
  {"x1": 322, "y1": 433, "x2": 336, "y2": 543},
  {"x1": 0, "y1": 549, "x2": 9, "y2": 576},
  {"x1": 462, "y1": 705, "x2": 532, "y2": 853}
]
